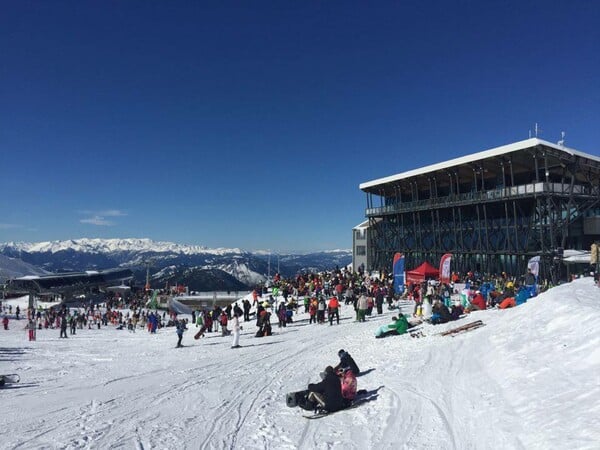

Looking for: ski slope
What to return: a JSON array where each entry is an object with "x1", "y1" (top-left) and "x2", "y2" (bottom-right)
[{"x1": 2, "y1": 278, "x2": 599, "y2": 449}]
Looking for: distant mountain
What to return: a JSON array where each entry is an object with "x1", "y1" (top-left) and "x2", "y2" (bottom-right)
[
  {"x1": 0, "y1": 254, "x2": 50, "y2": 282},
  {"x1": 0, "y1": 238, "x2": 352, "y2": 291}
]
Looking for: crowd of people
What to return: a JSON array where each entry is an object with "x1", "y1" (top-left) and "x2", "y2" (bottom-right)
[{"x1": 2, "y1": 264, "x2": 595, "y2": 349}]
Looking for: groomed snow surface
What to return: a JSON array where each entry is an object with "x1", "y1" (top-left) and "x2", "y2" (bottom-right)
[{"x1": 2, "y1": 278, "x2": 599, "y2": 450}]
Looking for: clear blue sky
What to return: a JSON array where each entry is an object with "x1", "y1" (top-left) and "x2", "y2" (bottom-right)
[{"x1": 1, "y1": 1, "x2": 599, "y2": 252}]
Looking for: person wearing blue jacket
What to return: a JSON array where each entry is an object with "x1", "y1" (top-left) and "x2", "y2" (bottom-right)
[{"x1": 175, "y1": 319, "x2": 187, "y2": 348}]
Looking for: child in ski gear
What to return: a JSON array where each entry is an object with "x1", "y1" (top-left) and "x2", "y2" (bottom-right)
[
  {"x1": 220, "y1": 311, "x2": 230, "y2": 336},
  {"x1": 334, "y1": 349, "x2": 360, "y2": 376},
  {"x1": 339, "y1": 368, "x2": 358, "y2": 404}
]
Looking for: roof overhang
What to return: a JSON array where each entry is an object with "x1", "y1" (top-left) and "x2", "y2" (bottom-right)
[{"x1": 360, "y1": 138, "x2": 600, "y2": 195}]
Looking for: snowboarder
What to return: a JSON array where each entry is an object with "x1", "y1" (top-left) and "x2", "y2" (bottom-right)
[
  {"x1": 334, "y1": 349, "x2": 360, "y2": 376},
  {"x1": 307, "y1": 366, "x2": 346, "y2": 413}
]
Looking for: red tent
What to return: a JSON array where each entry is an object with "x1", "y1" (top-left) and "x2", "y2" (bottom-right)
[{"x1": 406, "y1": 261, "x2": 439, "y2": 283}]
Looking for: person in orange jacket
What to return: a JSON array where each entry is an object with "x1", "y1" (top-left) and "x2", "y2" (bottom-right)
[{"x1": 328, "y1": 296, "x2": 340, "y2": 325}]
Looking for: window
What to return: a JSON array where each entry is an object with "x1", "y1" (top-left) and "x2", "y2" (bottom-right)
[
  {"x1": 355, "y1": 229, "x2": 366, "y2": 240},
  {"x1": 356, "y1": 245, "x2": 366, "y2": 256}
]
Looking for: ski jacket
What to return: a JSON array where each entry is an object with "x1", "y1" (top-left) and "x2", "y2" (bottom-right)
[
  {"x1": 308, "y1": 370, "x2": 346, "y2": 412},
  {"x1": 470, "y1": 294, "x2": 486, "y2": 310},
  {"x1": 357, "y1": 295, "x2": 368, "y2": 310},
  {"x1": 336, "y1": 352, "x2": 360, "y2": 375},
  {"x1": 387, "y1": 315, "x2": 410, "y2": 335},
  {"x1": 328, "y1": 297, "x2": 340, "y2": 310},
  {"x1": 231, "y1": 315, "x2": 241, "y2": 332}
]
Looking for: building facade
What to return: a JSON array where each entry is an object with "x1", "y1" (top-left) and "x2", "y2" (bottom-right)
[{"x1": 359, "y1": 138, "x2": 600, "y2": 282}]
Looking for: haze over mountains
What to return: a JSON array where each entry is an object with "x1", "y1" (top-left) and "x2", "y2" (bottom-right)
[{"x1": 0, "y1": 238, "x2": 352, "y2": 290}]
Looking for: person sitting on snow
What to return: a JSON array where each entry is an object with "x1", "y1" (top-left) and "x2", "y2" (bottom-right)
[
  {"x1": 430, "y1": 299, "x2": 452, "y2": 324},
  {"x1": 334, "y1": 349, "x2": 360, "y2": 376},
  {"x1": 307, "y1": 366, "x2": 346, "y2": 413},
  {"x1": 375, "y1": 314, "x2": 416, "y2": 338},
  {"x1": 465, "y1": 290, "x2": 486, "y2": 313}
]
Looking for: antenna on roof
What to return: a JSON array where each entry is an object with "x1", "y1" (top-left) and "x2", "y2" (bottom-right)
[
  {"x1": 534, "y1": 123, "x2": 541, "y2": 137},
  {"x1": 557, "y1": 131, "x2": 566, "y2": 146}
]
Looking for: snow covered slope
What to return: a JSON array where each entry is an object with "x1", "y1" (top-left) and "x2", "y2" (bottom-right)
[{"x1": 3, "y1": 278, "x2": 597, "y2": 449}]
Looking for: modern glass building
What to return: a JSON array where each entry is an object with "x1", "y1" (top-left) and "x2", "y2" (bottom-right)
[{"x1": 359, "y1": 138, "x2": 600, "y2": 282}]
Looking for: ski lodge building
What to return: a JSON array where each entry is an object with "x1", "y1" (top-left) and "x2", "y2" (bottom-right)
[{"x1": 354, "y1": 138, "x2": 600, "y2": 282}]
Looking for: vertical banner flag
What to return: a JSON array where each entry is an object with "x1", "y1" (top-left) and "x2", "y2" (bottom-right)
[
  {"x1": 393, "y1": 252, "x2": 405, "y2": 295},
  {"x1": 439, "y1": 253, "x2": 452, "y2": 284},
  {"x1": 527, "y1": 256, "x2": 540, "y2": 278}
]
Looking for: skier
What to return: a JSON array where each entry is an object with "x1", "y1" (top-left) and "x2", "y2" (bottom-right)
[
  {"x1": 2, "y1": 315, "x2": 8, "y2": 330},
  {"x1": 231, "y1": 311, "x2": 242, "y2": 348}
]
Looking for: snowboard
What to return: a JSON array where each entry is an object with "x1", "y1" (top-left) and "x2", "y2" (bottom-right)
[
  {"x1": 0, "y1": 374, "x2": 20, "y2": 387},
  {"x1": 302, "y1": 390, "x2": 372, "y2": 419},
  {"x1": 194, "y1": 331, "x2": 204, "y2": 340}
]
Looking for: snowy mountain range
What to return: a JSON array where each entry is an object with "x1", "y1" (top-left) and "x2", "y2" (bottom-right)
[{"x1": 0, "y1": 238, "x2": 352, "y2": 289}]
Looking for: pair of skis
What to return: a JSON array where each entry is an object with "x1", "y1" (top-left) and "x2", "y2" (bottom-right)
[{"x1": 409, "y1": 320, "x2": 485, "y2": 338}]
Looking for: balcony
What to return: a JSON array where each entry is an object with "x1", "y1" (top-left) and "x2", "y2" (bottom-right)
[{"x1": 365, "y1": 182, "x2": 598, "y2": 217}]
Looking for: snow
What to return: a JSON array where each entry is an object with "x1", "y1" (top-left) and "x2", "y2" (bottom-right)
[{"x1": 2, "y1": 278, "x2": 599, "y2": 449}]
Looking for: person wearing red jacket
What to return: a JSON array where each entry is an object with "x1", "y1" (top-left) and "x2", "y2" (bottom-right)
[
  {"x1": 328, "y1": 297, "x2": 340, "y2": 325},
  {"x1": 467, "y1": 291, "x2": 487, "y2": 312}
]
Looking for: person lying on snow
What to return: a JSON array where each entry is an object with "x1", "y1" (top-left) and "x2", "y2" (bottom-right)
[{"x1": 375, "y1": 314, "x2": 418, "y2": 338}]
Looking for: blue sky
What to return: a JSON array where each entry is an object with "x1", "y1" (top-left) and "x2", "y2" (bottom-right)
[{"x1": 1, "y1": 1, "x2": 598, "y2": 252}]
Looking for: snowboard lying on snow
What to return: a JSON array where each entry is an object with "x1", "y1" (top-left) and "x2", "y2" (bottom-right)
[
  {"x1": 0, "y1": 374, "x2": 20, "y2": 387},
  {"x1": 286, "y1": 389, "x2": 377, "y2": 419}
]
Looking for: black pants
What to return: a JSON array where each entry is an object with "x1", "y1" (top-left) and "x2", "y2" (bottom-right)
[
  {"x1": 329, "y1": 309, "x2": 339, "y2": 325},
  {"x1": 177, "y1": 335, "x2": 183, "y2": 347}
]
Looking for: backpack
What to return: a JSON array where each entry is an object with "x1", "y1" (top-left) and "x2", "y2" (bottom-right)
[{"x1": 340, "y1": 369, "x2": 357, "y2": 400}]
